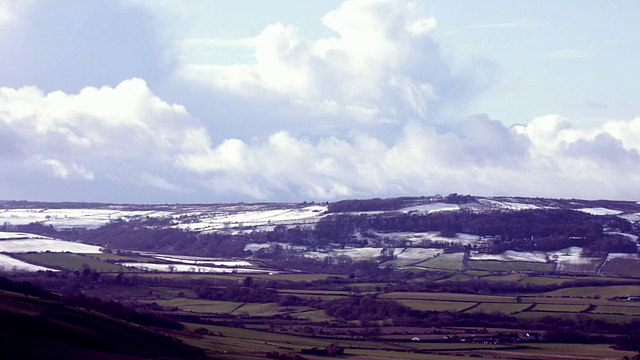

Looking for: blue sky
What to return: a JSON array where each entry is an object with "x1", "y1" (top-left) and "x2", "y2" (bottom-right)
[{"x1": 0, "y1": 0, "x2": 639, "y2": 203}]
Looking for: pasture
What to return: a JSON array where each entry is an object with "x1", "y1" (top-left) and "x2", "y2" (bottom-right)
[
  {"x1": 16, "y1": 252, "x2": 131, "y2": 272},
  {"x1": 468, "y1": 260, "x2": 555, "y2": 272}
]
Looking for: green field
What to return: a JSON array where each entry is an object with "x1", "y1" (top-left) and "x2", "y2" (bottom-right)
[
  {"x1": 468, "y1": 302, "x2": 530, "y2": 314},
  {"x1": 469, "y1": 260, "x2": 555, "y2": 272},
  {"x1": 439, "y1": 273, "x2": 474, "y2": 281},
  {"x1": 153, "y1": 298, "x2": 243, "y2": 313},
  {"x1": 16, "y1": 252, "x2": 132, "y2": 272},
  {"x1": 397, "y1": 299, "x2": 476, "y2": 312},
  {"x1": 232, "y1": 303, "x2": 291, "y2": 316},
  {"x1": 380, "y1": 291, "x2": 517, "y2": 303},
  {"x1": 591, "y1": 305, "x2": 640, "y2": 315},
  {"x1": 485, "y1": 343, "x2": 636, "y2": 359},
  {"x1": 601, "y1": 258, "x2": 640, "y2": 276},
  {"x1": 418, "y1": 253, "x2": 466, "y2": 271},
  {"x1": 288, "y1": 309, "x2": 334, "y2": 321},
  {"x1": 481, "y1": 273, "x2": 529, "y2": 282},
  {"x1": 558, "y1": 258, "x2": 602, "y2": 273},
  {"x1": 543, "y1": 285, "x2": 640, "y2": 298},
  {"x1": 530, "y1": 303, "x2": 590, "y2": 312}
]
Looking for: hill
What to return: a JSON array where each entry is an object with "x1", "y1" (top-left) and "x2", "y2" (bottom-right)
[{"x1": 0, "y1": 278, "x2": 208, "y2": 359}]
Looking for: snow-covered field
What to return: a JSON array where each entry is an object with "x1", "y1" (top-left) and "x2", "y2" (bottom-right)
[
  {"x1": 576, "y1": 207, "x2": 623, "y2": 216},
  {"x1": 470, "y1": 247, "x2": 602, "y2": 273},
  {"x1": 153, "y1": 255, "x2": 252, "y2": 267},
  {"x1": 605, "y1": 253, "x2": 639, "y2": 260},
  {"x1": 478, "y1": 199, "x2": 540, "y2": 210},
  {"x1": 0, "y1": 253, "x2": 56, "y2": 272},
  {"x1": 0, "y1": 232, "x2": 102, "y2": 253},
  {"x1": 0, "y1": 231, "x2": 49, "y2": 240},
  {"x1": 302, "y1": 247, "x2": 442, "y2": 264},
  {"x1": 173, "y1": 205, "x2": 327, "y2": 232},
  {"x1": 118, "y1": 262, "x2": 270, "y2": 274},
  {"x1": 401, "y1": 203, "x2": 461, "y2": 214},
  {"x1": 304, "y1": 247, "x2": 385, "y2": 261},
  {"x1": 394, "y1": 247, "x2": 443, "y2": 260},
  {"x1": 384, "y1": 231, "x2": 480, "y2": 245},
  {"x1": 0, "y1": 208, "x2": 173, "y2": 229},
  {"x1": 0, "y1": 204, "x2": 327, "y2": 232},
  {"x1": 471, "y1": 250, "x2": 549, "y2": 263}
]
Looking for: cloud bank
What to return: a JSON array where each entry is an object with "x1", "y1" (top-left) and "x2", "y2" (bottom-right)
[{"x1": 1, "y1": 0, "x2": 639, "y2": 202}]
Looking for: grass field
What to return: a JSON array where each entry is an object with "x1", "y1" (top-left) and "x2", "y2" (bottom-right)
[
  {"x1": 83, "y1": 253, "x2": 163, "y2": 262},
  {"x1": 509, "y1": 342, "x2": 636, "y2": 359},
  {"x1": 468, "y1": 260, "x2": 555, "y2": 272},
  {"x1": 175, "y1": 320, "x2": 639, "y2": 360},
  {"x1": 530, "y1": 303, "x2": 590, "y2": 312},
  {"x1": 153, "y1": 298, "x2": 243, "y2": 313},
  {"x1": 288, "y1": 309, "x2": 334, "y2": 321},
  {"x1": 232, "y1": 303, "x2": 289, "y2": 316},
  {"x1": 481, "y1": 273, "x2": 528, "y2": 282},
  {"x1": 591, "y1": 305, "x2": 640, "y2": 315},
  {"x1": 467, "y1": 302, "x2": 530, "y2": 314},
  {"x1": 543, "y1": 285, "x2": 640, "y2": 298},
  {"x1": 417, "y1": 253, "x2": 466, "y2": 271},
  {"x1": 557, "y1": 258, "x2": 602, "y2": 273},
  {"x1": 380, "y1": 291, "x2": 517, "y2": 303},
  {"x1": 601, "y1": 258, "x2": 640, "y2": 276},
  {"x1": 397, "y1": 299, "x2": 477, "y2": 312},
  {"x1": 439, "y1": 273, "x2": 474, "y2": 281},
  {"x1": 16, "y1": 252, "x2": 131, "y2": 272}
]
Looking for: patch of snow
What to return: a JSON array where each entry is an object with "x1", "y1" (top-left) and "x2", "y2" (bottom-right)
[
  {"x1": 394, "y1": 248, "x2": 442, "y2": 260},
  {"x1": 605, "y1": 232, "x2": 639, "y2": 241},
  {"x1": 302, "y1": 247, "x2": 385, "y2": 261},
  {"x1": 118, "y1": 262, "x2": 269, "y2": 273},
  {"x1": 576, "y1": 207, "x2": 623, "y2": 216},
  {"x1": 153, "y1": 256, "x2": 252, "y2": 267},
  {"x1": 334, "y1": 247, "x2": 385, "y2": 260},
  {"x1": 0, "y1": 238, "x2": 102, "y2": 253},
  {"x1": 470, "y1": 250, "x2": 548, "y2": 263},
  {"x1": 244, "y1": 242, "x2": 308, "y2": 253},
  {"x1": 606, "y1": 253, "x2": 639, "y2": 260},
  {"x1": 0, "y1": 231, "x2": 49, "y2": 240},
  {"x1": 173, "y1": 205, "x2": 327, "y2": 232},
  {"x1": 0, "y1": 208, "x2": 173, "y2": 229},
  {"x1": 478, "y1": 199, "x2": 540, "y2": 210},
  {"x1": 384, "y1": 231, "x2": 480, "y2": 245},
  {"x1": 244, "y1": 243, "x2": 272, "y2": 252},
  {"x1": 619, "y1": 213, "x2": 640, "y2": 222},
  {"x1": 0, "y1": 254, "x2": 57, "y2": 272},
  {"x1": 401, "y1": 203, "x2": 460, "y2": 213}
]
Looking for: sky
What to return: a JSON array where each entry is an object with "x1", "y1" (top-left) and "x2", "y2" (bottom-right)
[{"x1": 1, "y1": 0, "x2": 639, "y2": 203}]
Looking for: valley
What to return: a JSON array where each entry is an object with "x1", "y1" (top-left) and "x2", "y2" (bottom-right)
[{"x1": 1, "y1": 195, "x2": 640, "y2": 359}]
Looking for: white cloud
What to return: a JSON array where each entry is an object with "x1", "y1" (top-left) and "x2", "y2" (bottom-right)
[
  {"x1": 171, "y1": 113, "x2": 640, "y2": 201},
  {"x1": 0, "y1": 78, "x2": 213, "y2": 188},
  {"x1": 0, "y1": 0, "x2": 32, "y2": 26},
  {"x1": 1, "y1": 0, "x2": 639, "y2": 203},
  {"x1": 30, "y1": 155, "x2": 94, "y2": 180},
  {"x1": 176, "y1": 0, "x2": 471, "y2": 126}
]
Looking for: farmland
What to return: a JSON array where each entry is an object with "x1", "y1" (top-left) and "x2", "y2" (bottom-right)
[{"x1": 1, "y1": 195, "x2": 640, "y2": 358}]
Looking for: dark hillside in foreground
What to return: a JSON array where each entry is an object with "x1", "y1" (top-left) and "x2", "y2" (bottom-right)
[{"x1": 0, "y1": 279, "x2": 209, "y2": 360}]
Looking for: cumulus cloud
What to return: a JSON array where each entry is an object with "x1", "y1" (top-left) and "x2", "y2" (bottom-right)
[
  {"x1": 177, "y1": 0, "x2": 475, "y2": 128},
  {"x1": 30, "y1": 156, "x2": 94, "y2": 180},
  {"x1": 0, "y1": 78, "x2": 212, "y2": 193},
  {"x1": 173, "y1": 114, "x2": 640, "y2": 200},
  {"x1": 1, "y1": 0, "x2": 639, "y2": 202}
]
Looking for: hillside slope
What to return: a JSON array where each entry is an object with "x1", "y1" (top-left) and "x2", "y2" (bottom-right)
[{"x1": 0, "y1": 280, "x2": 209, "y2": 359}]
